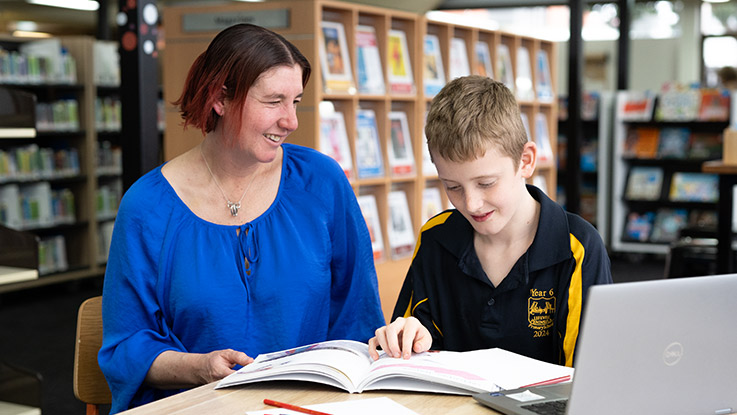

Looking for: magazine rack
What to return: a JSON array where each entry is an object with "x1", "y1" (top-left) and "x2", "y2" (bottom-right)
[{"x1": 162, "y1": 0, "x2": 558, "y2": 321}]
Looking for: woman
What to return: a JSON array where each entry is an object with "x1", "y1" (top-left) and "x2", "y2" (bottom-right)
[{"x1": 99, "y1": 23, "x2": 385, "y2": 413}]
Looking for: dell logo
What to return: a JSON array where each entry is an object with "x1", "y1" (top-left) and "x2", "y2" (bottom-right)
[{"x1": 663, "y1": 342, "x2": 684, "y2": 366}]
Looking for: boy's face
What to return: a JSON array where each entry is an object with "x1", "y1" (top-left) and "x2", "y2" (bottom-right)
[{"x1": 434, "y1": 143, "x2": 535, "y2": 237}]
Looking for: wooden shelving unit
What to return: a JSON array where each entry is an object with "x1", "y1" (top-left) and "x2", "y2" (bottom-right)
[
  {"x1": 162, "y1": 0, "x2": 557, "y2": 321},
  {"x1": 0, "y1": 36, "x2": 121, "y2": 293}
]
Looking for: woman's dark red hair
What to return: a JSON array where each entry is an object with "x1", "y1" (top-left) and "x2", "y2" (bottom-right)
[{"x1": 174, "y1": 23, "x2": 311, "y2": 136}]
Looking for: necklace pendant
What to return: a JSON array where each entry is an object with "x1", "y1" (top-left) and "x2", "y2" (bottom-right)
[{"x1": 228, "y1": 201, "x2": 240, "y2": 216}]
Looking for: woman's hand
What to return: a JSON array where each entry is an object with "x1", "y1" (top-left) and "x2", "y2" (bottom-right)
[
  {"x1": 367, "y1": 316, "x2": 432, "y2": 361},
  {"x1": 145, "y1": 349, "x2": 254, "y2": 389}
]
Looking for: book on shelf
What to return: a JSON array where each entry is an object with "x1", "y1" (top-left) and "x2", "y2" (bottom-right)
[
  {"x1": 623, "y1": 127, "x2": 660, "y2": 158},
  {"x1": 215, "y1": 339, "x2": 574, "y2": 396},
  {"x1": 474, "y1": 41, "x2": 493, "y2": 78},
  {"x1": 688, "y1": 132, "x2": 722, "y2": 160},
  {"x1": 649, "y1": 208, "x2": 689, "y2": 243},
  {"x1": 656, "y1": 127, "x2": 690, "y2": 159},
  {"x1": 496, "y1": 44, "x2": 514, "y2": 93},
  {"x1": 625, "y1": 166, "x2": 663, "y2": 201},
  {"x1": 669, "y1": 172, "x2": 718, "y2": 202},
  {"x1": 520, "y1": 113, "x2": 532, "y2": 141},
  {"x1": 387, "y1": 30, "x2": 414, "y2": 94},
  {"x1": 388, "y1": 111, "x2": 415, "y2": 176},
  {"x1": 688, "y1": 209, "x2": 718, "y2": 230},
  {"x1": 624, "y1": 211, "x2": 655, "y2": 242},
  {"x1": 319, "y1": 110, "x2": 353, "y2": 179},
  {"x1": 698, "y1": 88, "x2": 730, "y2": 121},
  {"x1": 655, "y1": 88, "x2": 700, "y2": 121},
  {"x1": 387, "y1": 190, "x2": 415, "y2": 259},
  {"x1": 357, "y1": 194, "x2": 384, "y2": 261},
  {"x1": 0, "y1": 265, "x2": 38, "y2": 285},
  {"x1": 580, "y1": 139, "x2": 597, "y2": 172},
  {"x1": 0, "y1": 185, "x2": 22, "y2": 229},
  {"x1": 448, "y1": 38, "x2": 470, "y2": 81},
  {"x1": 582, "y1": 92, "x2": 599, "y2": 121},
  {"x1": 355, "y1": 25, "x2": 385, "y2": 95},
  {"x1": 534, "y1": 113, "x2": 554, "y2": 164},
  {"x1": 422, "y1": 186, "x2": 444, "y2": 224},
  {"x1": 515, "y1": 47, "x2": 534, "y2": 101},
  {"x1": 319, "y1": 21, "x2": 354, "y2": 93},
  {"x1": 422, "y1": 34, "x2": 445, "y2": 96},
  {"x1": 618, "y1": 91, "x2": 656, "y2": 121},
  {"x1": 355, "y1": 109, "x2": 384, "y2": 179},
  {"x1": 535, "y1": 49, "x2": 554, "y2": 102}
]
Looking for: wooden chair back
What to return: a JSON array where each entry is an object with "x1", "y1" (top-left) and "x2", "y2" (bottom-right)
[{"x1": 73, "y1": 296, "x2": 112, "y2": 415}]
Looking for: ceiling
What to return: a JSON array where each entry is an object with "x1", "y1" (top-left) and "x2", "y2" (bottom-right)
[{"x1": 0, "y1": 0, "x2": 448, "y2": 39}]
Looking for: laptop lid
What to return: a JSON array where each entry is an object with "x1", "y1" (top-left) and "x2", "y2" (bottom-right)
[{"x1": 474, "y1": 274, "x2": 737, "y2": 415}]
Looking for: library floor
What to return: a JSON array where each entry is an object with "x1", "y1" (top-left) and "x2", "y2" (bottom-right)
[{"x1": 0, "y1": 253, "x2": 669, "y2": 415}]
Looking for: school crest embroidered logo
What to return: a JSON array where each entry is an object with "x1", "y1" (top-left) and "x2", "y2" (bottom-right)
[{"x1": 528, "y1": 288, "x2": 556, "y2": 332}]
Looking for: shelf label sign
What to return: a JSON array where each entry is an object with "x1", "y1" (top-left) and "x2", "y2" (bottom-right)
[{"x1": 182, "y1": 9, "x2": 290, "y2": 32}]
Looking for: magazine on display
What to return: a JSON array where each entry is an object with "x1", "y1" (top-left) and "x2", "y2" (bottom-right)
[
  {"x1": 625, "y1": 166, "x2": 664, "y2": 201},
  {"x1": 535, "y1": 49, "x2": 553, "y2": 102},
  {"x1": 423, "y1": 34, "x2": 445, "y2": 96},
  {"x1": 448, "y1": 38, "x2": 470, "y2": 81},
  {"x1": 357, "y1": 194, "x2": 385, "y2": 261},
  {"x1": 534, "y1": 112, "x2": 554, "y2": 164},
  {"x1": 319, "y1": 21, "x2": 354, "y2": 93},
  {"x1": 422, "y1": 186, "x2": 444, "y2": 224},
  {"x1": 496, "y1": 44, "x2": 514, "y2": 93},
  {"x1": 515, "y1": 47, "x2": 534, "y2": 101},
  {"x1": 387, "y1": 30, "x2": 414, "y2": 94},
  {"x1": 355, "y1": 109, "x2": 384, "y2": 179},
  {"x1": 475, "y1": 41, "x2": 493, "y2": 78},
  {"x1": 356, "y1": 25, "x2": 385, "y2": 94},
  {"x1": 216, "y1": 340, "x2": 574, "y2": 396},
  {"x1": 387, "y1": 190, "x2": 415, "y2": 259},
  {"x1": 388, "y1": 111, "x2": 415, "y2": 176},
  {"x1": 319, "y1": 110, "x2": 353, "y2": 179},
  {"x1": 669, "y1": 172, "x2": 718, "y2": 202}
]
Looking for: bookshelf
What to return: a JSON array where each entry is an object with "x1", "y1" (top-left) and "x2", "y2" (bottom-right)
[
  {"x1": 610, "y1": 89, "x2": 730, "y2": 255},
  {"x1": 0, "y1": 36, "x2": 121, "y2": 293},
  {"x1": 161, "y1": 0, "x2": 557, "y2": 322}
]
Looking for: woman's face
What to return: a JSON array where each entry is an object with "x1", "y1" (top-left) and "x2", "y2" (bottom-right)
[{"x1": 225, "y1": 64, "x2": 304, "y2": 163}]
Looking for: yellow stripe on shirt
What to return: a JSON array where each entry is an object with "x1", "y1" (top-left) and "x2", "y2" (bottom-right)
[
  {"x1": 563, "y1": 234, "x2": 585, "y2": 367},
  {"x1": 411, "y1": 211, "x2": 453, "y2": 261}
]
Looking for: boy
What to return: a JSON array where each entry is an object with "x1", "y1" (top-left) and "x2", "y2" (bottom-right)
[{"x1": 368, "y1": 76, "x2": 612, "y2": 367}]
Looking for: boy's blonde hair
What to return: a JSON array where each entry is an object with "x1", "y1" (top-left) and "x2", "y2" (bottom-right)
[{"x1": 425, "y1": 76, "x2": 528, "y2": 169}]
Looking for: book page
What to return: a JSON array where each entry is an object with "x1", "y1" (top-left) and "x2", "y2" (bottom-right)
[{"x1": 216, "y1": 340, "x2": 373, "y2": 393}]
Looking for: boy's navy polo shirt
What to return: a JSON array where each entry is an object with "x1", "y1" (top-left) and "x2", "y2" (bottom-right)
[{"x1": 392, "y1": 185, "x2": 612, "y2": 367}]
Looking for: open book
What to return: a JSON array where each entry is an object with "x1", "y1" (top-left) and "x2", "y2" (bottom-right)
[{"x1": 215, "y1": 340, "x2": 573, "y2": 395}]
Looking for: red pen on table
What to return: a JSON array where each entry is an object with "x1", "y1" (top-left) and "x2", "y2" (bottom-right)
[
  {"x1": 263, "y1": 398, "x2": 333, "y2": 415},
  {"x1": 519, "y1": 375, "x2": 572, "y2": 389}
]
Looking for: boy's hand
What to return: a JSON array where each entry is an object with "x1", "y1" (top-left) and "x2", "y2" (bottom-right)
[{"x1": 367, "y1": 317, "x2": 432, "y2": 361}]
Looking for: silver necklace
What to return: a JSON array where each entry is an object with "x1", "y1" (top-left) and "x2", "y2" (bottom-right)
[{"x1": 201, "y1": 147, "x2": 258, "y2": 217}]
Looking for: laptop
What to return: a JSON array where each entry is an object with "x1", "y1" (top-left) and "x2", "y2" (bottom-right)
[{"x1": 474, "y1": 274, "x2": 737, "y2": 415}]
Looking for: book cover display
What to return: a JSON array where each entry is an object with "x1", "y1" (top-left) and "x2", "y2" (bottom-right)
[
  {"x1": 387, "y1": 30, "x2": 414, "y2": 94},
  {"x1": 319, "y1": 110, "x2": 353, "y2": 179},
  {"x1": 319, "y1": 21, "x2": 354, "y2": 93},
  {"x1": 535, "y1": 50, "x2": 553, "y2": 102},
  {"x1": 355, "y1": 109, "x2": 384, "y2": 179},
  {"x1": 355, "y1": 25, "x2": 385, "y2": 95},
  {"x1": 534, "y1": 112, "x2": 554, "y2": 163},
  {"x1": 388, "y1": 111, "x2": 415, "y2": 176},
  {"x1": 625, "y1": 166, "x2": 663, "y2": 201},
  {"x1": 357, "y1": 194, "x2": 385, "y2": 261},
  {"x1": 448, "y1": 38, "x2": 470, "y2": 81},
  {"x1": 422, "y1": 186, "x2": 444, "y2": 224},
  {"x1": 387, "y1": 190, "x2": 415, "y2": 259},
  {"x1": 474, "y1": 41, "x2": 493, "y2": 78},
  {"x1": 515, "y1": 47, "x2": 534, "y2": 101},
  {"x1": 423, "y1": 34, "x2": 445, "y2": 96},
  {"x1": 669, "y1": 172, "x2": 718, "y2": 202},
  {"x1": 496, "y1": 44, "x2": 514, "y2": 93}
]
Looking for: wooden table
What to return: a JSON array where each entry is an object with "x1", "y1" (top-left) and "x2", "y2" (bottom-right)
[
  {"x1": 702, "y1": 160, "x2": 737, "y2": 273},
  {"x1": 118, "y1": 381, "x2": 500, "y2": 415}
]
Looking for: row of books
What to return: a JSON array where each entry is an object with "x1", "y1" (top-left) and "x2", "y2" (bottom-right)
[
  {"x1": 625, "y1": 167, "x2": 718, "y2": 203},
  {"x1": 357, "y1": 188, "x2": 448, "y2": 262},
  {"x1": 0, "y1": 47, "x2": 77, "y2": 85},
  {"x1": 618, "y1": 88, "x2": 730, "y2": 122},
  {"x1": 95, "y1": 96, "x2": 122, "y2": 132},
  {"x1": 0, "y1": 145, "x2": 80, "y2": 182},
  {"x1": 38, "y1": 235, "x2": 68, "y2": 275},
  {"x1": 0, "y1": 183, "x2": 76, "y2": 230},
  {"x1": 96, "y1": 179, "x2": 122, "y2": 221},
  {"x1": 320, "y1": 21, "x2": 553, "y2": 101},
  {"x1": 36, "y1": 99, "x2": 80, "y2": 132},
  {"x1": 97, "y1": 141, "x2": 123, "y2": 176},
  {"x1": 320, "y1": 107, "x2": 554, "y2": 180},
  {"x1": 624, "y1": 127, "x2": 722, "y2": 160},
  {"x1": 624, "y1": 208, "x2": 716, "y2": 244}
]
